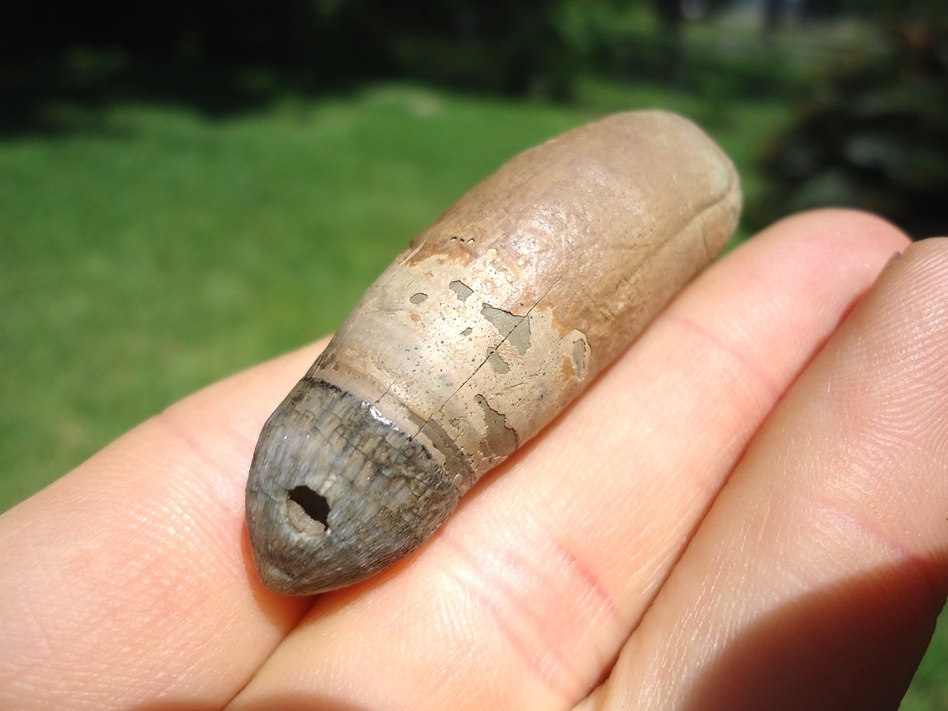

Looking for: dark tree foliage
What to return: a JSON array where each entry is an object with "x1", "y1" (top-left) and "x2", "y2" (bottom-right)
[
  {"x1": 3, "y1": 0, "x2": 378, "y2": 68},
  {"x1": 763, "y1": 0, "x2": 788, "y2": 31},
  {"x1": 0, "y1": 0, "x2": 396, "y2": 132},
  {"x1": 754, "y1": 22, "x2": 948, "y2": 239},
  {"x1": 650, "y1": 0, "x2": 684, "y2": 83},
  {"x1": 0, "y1": 0, "x2": 581, "y2": 132},
  {"x1": 361, "y1": 0, "x2": 573, "y2": 97},
  {"x1": 652, "y1": 0, "x2": 684, "y2": 26}
]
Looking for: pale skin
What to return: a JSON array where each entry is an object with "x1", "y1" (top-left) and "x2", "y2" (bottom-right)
[{"x1": 1, "y1": 209, "x2": 946, "y2": 711}]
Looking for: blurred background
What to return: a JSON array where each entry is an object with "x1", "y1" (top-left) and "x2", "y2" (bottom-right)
[{"x1": 1, "y1": 1, "x2": 945, "y2": 705}]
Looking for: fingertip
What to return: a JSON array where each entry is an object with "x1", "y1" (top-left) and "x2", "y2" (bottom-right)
[
  {"x1": 843, "y1": 234, "x2": 948, "y2": 353},
  {"x1": 886, "y1": 234, "x2": 948, "y2": 285},
  {"x1": 728, "y1": 210, "x2": 909, "y2": 289},
  {"x1": 759, "y1": 208, "x2": 912, "y2": 252}
]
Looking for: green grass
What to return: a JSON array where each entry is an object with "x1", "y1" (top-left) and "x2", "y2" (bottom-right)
[
  {"x1": 902, "y1": 611, "x2": 948, "y2": 710},
  {"x1": 0, "y1": 81, "x2": 790, "y2": 508},
  {"x1": 0, "y1": 86, "x2": 584, "y2": 506},
  {"x1": 0, "y1": 81, "x2": 943, "y2": 706}
]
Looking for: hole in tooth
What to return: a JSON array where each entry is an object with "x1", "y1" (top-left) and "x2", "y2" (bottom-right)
[{"x1": 286, "y1": 486, "x2": 331, "y2": 535}]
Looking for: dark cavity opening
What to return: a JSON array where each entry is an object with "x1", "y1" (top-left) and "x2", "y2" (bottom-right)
[{"x1": 286, "y1": 486, "x2": 331, "y2": 535}]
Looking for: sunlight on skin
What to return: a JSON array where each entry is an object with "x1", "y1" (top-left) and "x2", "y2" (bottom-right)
[{"x1": 0, "y1": 212, "x2": 945, "y2": 711}]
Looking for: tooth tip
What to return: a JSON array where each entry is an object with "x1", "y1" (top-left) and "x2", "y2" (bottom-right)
[{"x1": 245, "y1": 378, "x2": 460, "y2": 595}]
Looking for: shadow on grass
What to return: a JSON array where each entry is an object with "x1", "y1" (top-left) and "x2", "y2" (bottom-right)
[{"x1": 0, "y1": 53, "x2": 361, "y2": 138}]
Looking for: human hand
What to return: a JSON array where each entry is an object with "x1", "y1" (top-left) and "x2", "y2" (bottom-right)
[{"x1": 1, "y1": 209, "x2": 945, "y2": 711}]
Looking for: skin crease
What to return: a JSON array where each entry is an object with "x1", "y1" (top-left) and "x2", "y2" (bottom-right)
[{"x1": 0, "y1": 209, "x2": 944, "y2": 710}]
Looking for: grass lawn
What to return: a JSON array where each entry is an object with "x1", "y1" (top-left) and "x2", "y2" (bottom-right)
[
  {"x1": 0, "y1": 81, "x2": 943, "y2": 706},
  {"x1": 0, "y1": 80, "x2": 784, "y2": 509},
  {"x1": 0, "y1": 85, "x2": 583, "y2": 507}
]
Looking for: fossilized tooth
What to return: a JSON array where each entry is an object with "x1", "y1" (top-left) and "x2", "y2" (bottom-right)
[{"x1": 246, "y1": 110, "x2": 742, "y2": 595}]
